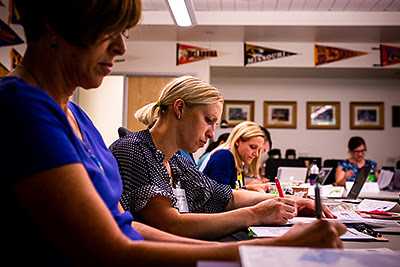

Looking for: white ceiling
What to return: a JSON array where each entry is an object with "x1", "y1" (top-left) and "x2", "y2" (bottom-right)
[
  {"x1": 132, "y1": 0, "x2": 400, "y2": 43},
  {"x1": 143, "y1": 0, "x2": 400, "y2": 11}
]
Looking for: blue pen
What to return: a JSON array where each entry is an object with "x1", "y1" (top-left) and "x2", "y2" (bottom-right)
[{"x1": 315, "y1": 183, "x2": 322, "y2": 219}]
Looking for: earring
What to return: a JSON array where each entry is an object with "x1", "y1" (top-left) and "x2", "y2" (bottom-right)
[
  {"x1": 177, "y1": 115, "x2": 181, "y2": 120},
  {"x1": 50, "y1": 35, "x2": 58, "y2": 50}
]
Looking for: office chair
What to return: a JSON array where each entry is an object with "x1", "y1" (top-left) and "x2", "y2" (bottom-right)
[
  {"x1": 285, "y1": 149, "x2": 296, "y2": 159},
  {"x1": 118, "y1": 127, "x2": 133, "y2": 138},
  {"x1": 268, "y1": 149, "x2": 281, "y2": 159}
]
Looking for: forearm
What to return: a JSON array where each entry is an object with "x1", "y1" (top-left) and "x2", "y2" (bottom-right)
[
  {"x1": 164, "y1": 209, "x2": 257, "y2": 240},
  {"x1": 118, "y1": 240, "x2": 240, "y2": 266},
  {"x1": 132, "y1": 221, "x2": 218, "y2": 245},
  {"x1": 225, "y1": 190, "x2": 275, "y2": 210}
]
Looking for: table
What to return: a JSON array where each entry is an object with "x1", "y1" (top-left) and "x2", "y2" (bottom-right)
[
  {"x1": 359, "y1": 190, "x2": 399, "y2": 202},
  {"x1": 219, "y1": 221, "x2": 400, "y2": 251}
]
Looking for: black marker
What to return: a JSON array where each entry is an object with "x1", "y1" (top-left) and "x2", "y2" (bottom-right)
[{"x1": 315, "y1": 183, "x2": 322, "y2": 219}]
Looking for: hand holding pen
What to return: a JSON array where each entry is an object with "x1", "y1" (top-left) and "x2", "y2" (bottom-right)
[{"x1": 274, "y1": 177, "x2": 284, "y2": 198}]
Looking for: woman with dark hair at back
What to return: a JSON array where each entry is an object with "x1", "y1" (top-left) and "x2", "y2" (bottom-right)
[
  {"x1": 335, "y1": 136, "x2": 378, "y2": 186},
  {"x1": 197, "y1": 132, "x2": 230, "y2": 168}
]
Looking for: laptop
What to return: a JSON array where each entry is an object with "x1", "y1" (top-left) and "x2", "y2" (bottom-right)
[
  {"x1": 328, "y1": 165, "x2": 373, "y2": 203},
  {"x1": 277, "y1": 167, "x2": 308, "y2": 183},
  {"x1": 311, "y1": 167, "x2": 333, "y2": 185},
  {"x1": 392, "y1": 170, "x2": 400, "y2": 190}
]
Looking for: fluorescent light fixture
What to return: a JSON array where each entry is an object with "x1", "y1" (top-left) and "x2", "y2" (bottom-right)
[{"x1": 165, "y1": 0, "x2": 197, "y2": 27}]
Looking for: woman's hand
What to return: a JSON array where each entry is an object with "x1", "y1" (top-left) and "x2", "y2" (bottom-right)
[
  {"x1": 250, "y1": 197, "x2": 296, "y2": 225},
  {"x1": 287, "y1": 196, "x2": 337, "y2": 219},
  {"x1": 276, "y1": 220, "x2": 347, "y2": 248}
]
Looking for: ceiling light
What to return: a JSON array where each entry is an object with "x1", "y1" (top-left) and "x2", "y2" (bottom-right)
[{"x1": 165, "y1": 0, "x2": 197, "y2": 27}]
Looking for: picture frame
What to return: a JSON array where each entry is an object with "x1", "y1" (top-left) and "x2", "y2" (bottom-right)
[
  {"x1": 350, "y1": 102, "x2": 384, "y2": 130},
  {"x1": 263, "y1": 101, "x2": 297, "y2": 129},
  {"x1": 307, "y1": 102, "x2": 340, "y2": 129},
  {"x1": 222, "y1": 100, "x2": 254, "y2": 127}
]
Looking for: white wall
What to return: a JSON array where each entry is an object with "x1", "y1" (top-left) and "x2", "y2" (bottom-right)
[
  {"x1": 206, "y1": 74, "x2": 400, "y2": 169},
  {"x1": 78, "y1": 76, "x2": 124, "y2": 147}
]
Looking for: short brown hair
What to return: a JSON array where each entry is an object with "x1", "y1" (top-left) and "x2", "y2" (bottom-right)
[{"x1": 15, "y1": 0, "x2": 142, "y2": 46}]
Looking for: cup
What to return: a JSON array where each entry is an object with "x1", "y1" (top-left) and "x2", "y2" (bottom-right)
[{"x1": 292, "y1": 185, "x2": 309, "y2": 198}]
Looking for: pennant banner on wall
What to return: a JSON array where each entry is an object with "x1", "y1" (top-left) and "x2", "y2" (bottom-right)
[
  {"x1": 0, "y1": 61, "x2": 9, "y2": 78},
  {"x1": 244, "y1": 43, "x2": 297, "y2": 65},
  {"x1": 380, "y1": 44, "x2": 400, "y2": 67},
  {"x1": 0, "y1": 18, "x2": 23, "y2": 47},
  {"x1": 314, "y1": 44, "x2": 367, "y2": 66},
  {"x1": 177, "y1": 43, "x2": 223, "y2": 65},
  {"x1": 9, "y1": 47, "x2": 22, "y2": 70}
]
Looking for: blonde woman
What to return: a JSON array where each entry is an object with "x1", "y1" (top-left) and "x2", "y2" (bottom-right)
[
  {"x1": 110, "y1": 76, "x2": 338, "y2": 241},
  {"x1": 202, "y1": 121, "x2": 265, "y2": 189}
]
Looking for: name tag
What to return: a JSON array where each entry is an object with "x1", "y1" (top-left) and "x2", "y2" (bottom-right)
[{"x1": 172, "y1": 187, "x2": 189, "y2": 213}]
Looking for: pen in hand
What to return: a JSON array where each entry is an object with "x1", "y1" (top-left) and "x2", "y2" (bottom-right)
[
  {"x1": 274, "y1": 177, "x2": 284, "y2": 198},
  {"x1": 315, "y1": 183, "x2": 322, "y2": 219}
]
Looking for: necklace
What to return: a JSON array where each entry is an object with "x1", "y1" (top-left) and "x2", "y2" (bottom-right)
[{"x1": 18, "y1": 64, "x2": 43, "y2": 89}]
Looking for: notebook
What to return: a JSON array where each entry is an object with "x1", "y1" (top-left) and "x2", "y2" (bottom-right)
[
  {"x1": 277, "y1": 167, "x2": 308, "y2": 183},
  {"x1": 328, "y1": 165, "x2": 372, "y2": 202}
]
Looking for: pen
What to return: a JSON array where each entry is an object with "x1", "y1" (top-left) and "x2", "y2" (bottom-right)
[
  {"x1": 274, "y1": 177, "x2": 284, "y2": 198},
  {"x1": 315, "y1": 183, "x2": 322, "y2": 219}
]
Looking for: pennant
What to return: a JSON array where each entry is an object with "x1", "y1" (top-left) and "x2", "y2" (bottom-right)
[
  {"x1": 0, "y1": 61, "x2": 9, "y2": 78},
  {"x1": 9, "y1": 47, "x2": 22, "y2": 70},
  {"x1": 244, "y1": 43, "x2": 297, "y2": 65},
  {"x1": 177, "y1": 43, "x2": 220, "y2": 65},
  {"x1": 8, "y1": 0, "x2": 22, "y2": 25},
  {"x1": 0, "y1": 18, "x2": 23, "y2": 47},
  {"x1": 314, "y1": 44, "x2": 367, "y2": 66},
  {"x1": 380, "y1": 44, "x2": 400, "y2": 67}
]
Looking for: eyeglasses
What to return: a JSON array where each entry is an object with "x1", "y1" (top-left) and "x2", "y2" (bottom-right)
[
  {"x1": 107, "y1": 29, "x2": 130, "y2": 41},
  {"x1": 352, "y1": 149, "x2": 366, "y2": 154},
  {"x1": 122, "y1": 29, "x2": 130, "y2": 39}
]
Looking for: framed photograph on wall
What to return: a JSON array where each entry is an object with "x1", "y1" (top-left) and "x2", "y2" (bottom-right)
[
  {"x1": 350, "y1": 102, "x2": 384, "y2": 130},
  {"x1": 222, "y1": 100, "x2": 254, "y2": 127},
  {"x1": 263, "y1": 101, "x2": 297, "y2": 129},
  {"x1": 307, "y1": 102, "x2": 340, "y2": 129}
]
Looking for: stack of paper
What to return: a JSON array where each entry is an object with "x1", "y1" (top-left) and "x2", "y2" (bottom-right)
[{"x1": 239, "y1": 246, "x2": 400, "y2": 267}]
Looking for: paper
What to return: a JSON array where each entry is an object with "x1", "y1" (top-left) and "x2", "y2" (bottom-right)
[
  {"x1": 357, "y1": 199, "x2": 400, "y2": 213},
  {"x1": 239, "y1": 246, "x2": 400, "y2": 267},
  {"x1": 286, "y1": 211, "x2": 366, "y2": 225},
  {"x1": 308, "y1": 184, "x2": 344, "y2": 198},
  {"x1": 378, "y1": 170, "x2": 394, "y2": 189},
  {"x1": 249, "y1": 225, "x2": 373, "y2": 240}
]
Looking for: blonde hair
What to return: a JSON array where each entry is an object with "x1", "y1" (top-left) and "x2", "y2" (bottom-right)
[
  {"x1": 213, "y1": 121, "x2": 265, "y2": 177},
  {"x1": 135, "y1": 76, "x2": 223, "y2": 126}
]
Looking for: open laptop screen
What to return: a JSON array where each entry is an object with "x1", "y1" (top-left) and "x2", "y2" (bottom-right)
[{"x1": 346, "y1": 166, "x2": 373, "y2": 199}]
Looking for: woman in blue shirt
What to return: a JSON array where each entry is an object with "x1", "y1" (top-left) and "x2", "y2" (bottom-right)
[
  {"x1": 335, "y1": 136, "x2": 378, "y2": 186},
  {"x1": 202, "y1": 121, "x2": 271, "y2": 192},
  {"x1": 1, "y1": 0, "x2": 346, "y2": 265}
]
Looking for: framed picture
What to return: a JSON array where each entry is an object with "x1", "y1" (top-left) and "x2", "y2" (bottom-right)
[
  {"x1": 222, "y1": 100, "x2": 254, "y2": 127},
  {"x1": 392, "y1": 106, "x2": 400, "y2": 127},
  {"x1": 263, "y1": 101, "x2": 297, "y2": 129},
  {"x1": 350, "y1": 102, "x2": 384, "y2": 129},
  {"x1": 307, "y1": 102, "x2": 340, "y2": 129}
]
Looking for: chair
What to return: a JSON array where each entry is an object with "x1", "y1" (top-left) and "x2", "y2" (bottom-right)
[
  {"x1": 118, "y1": 127, "x2": 133, "y2": 138},
  {"x1": 285, "y1": 149, "x2": 296, "y2": 159},
  {"x1": 268, "y1": 149, "x2": 281, "y2": 159},
  {"x1": 323, "y1": 159, "x2": 343, "y2": 185}
]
